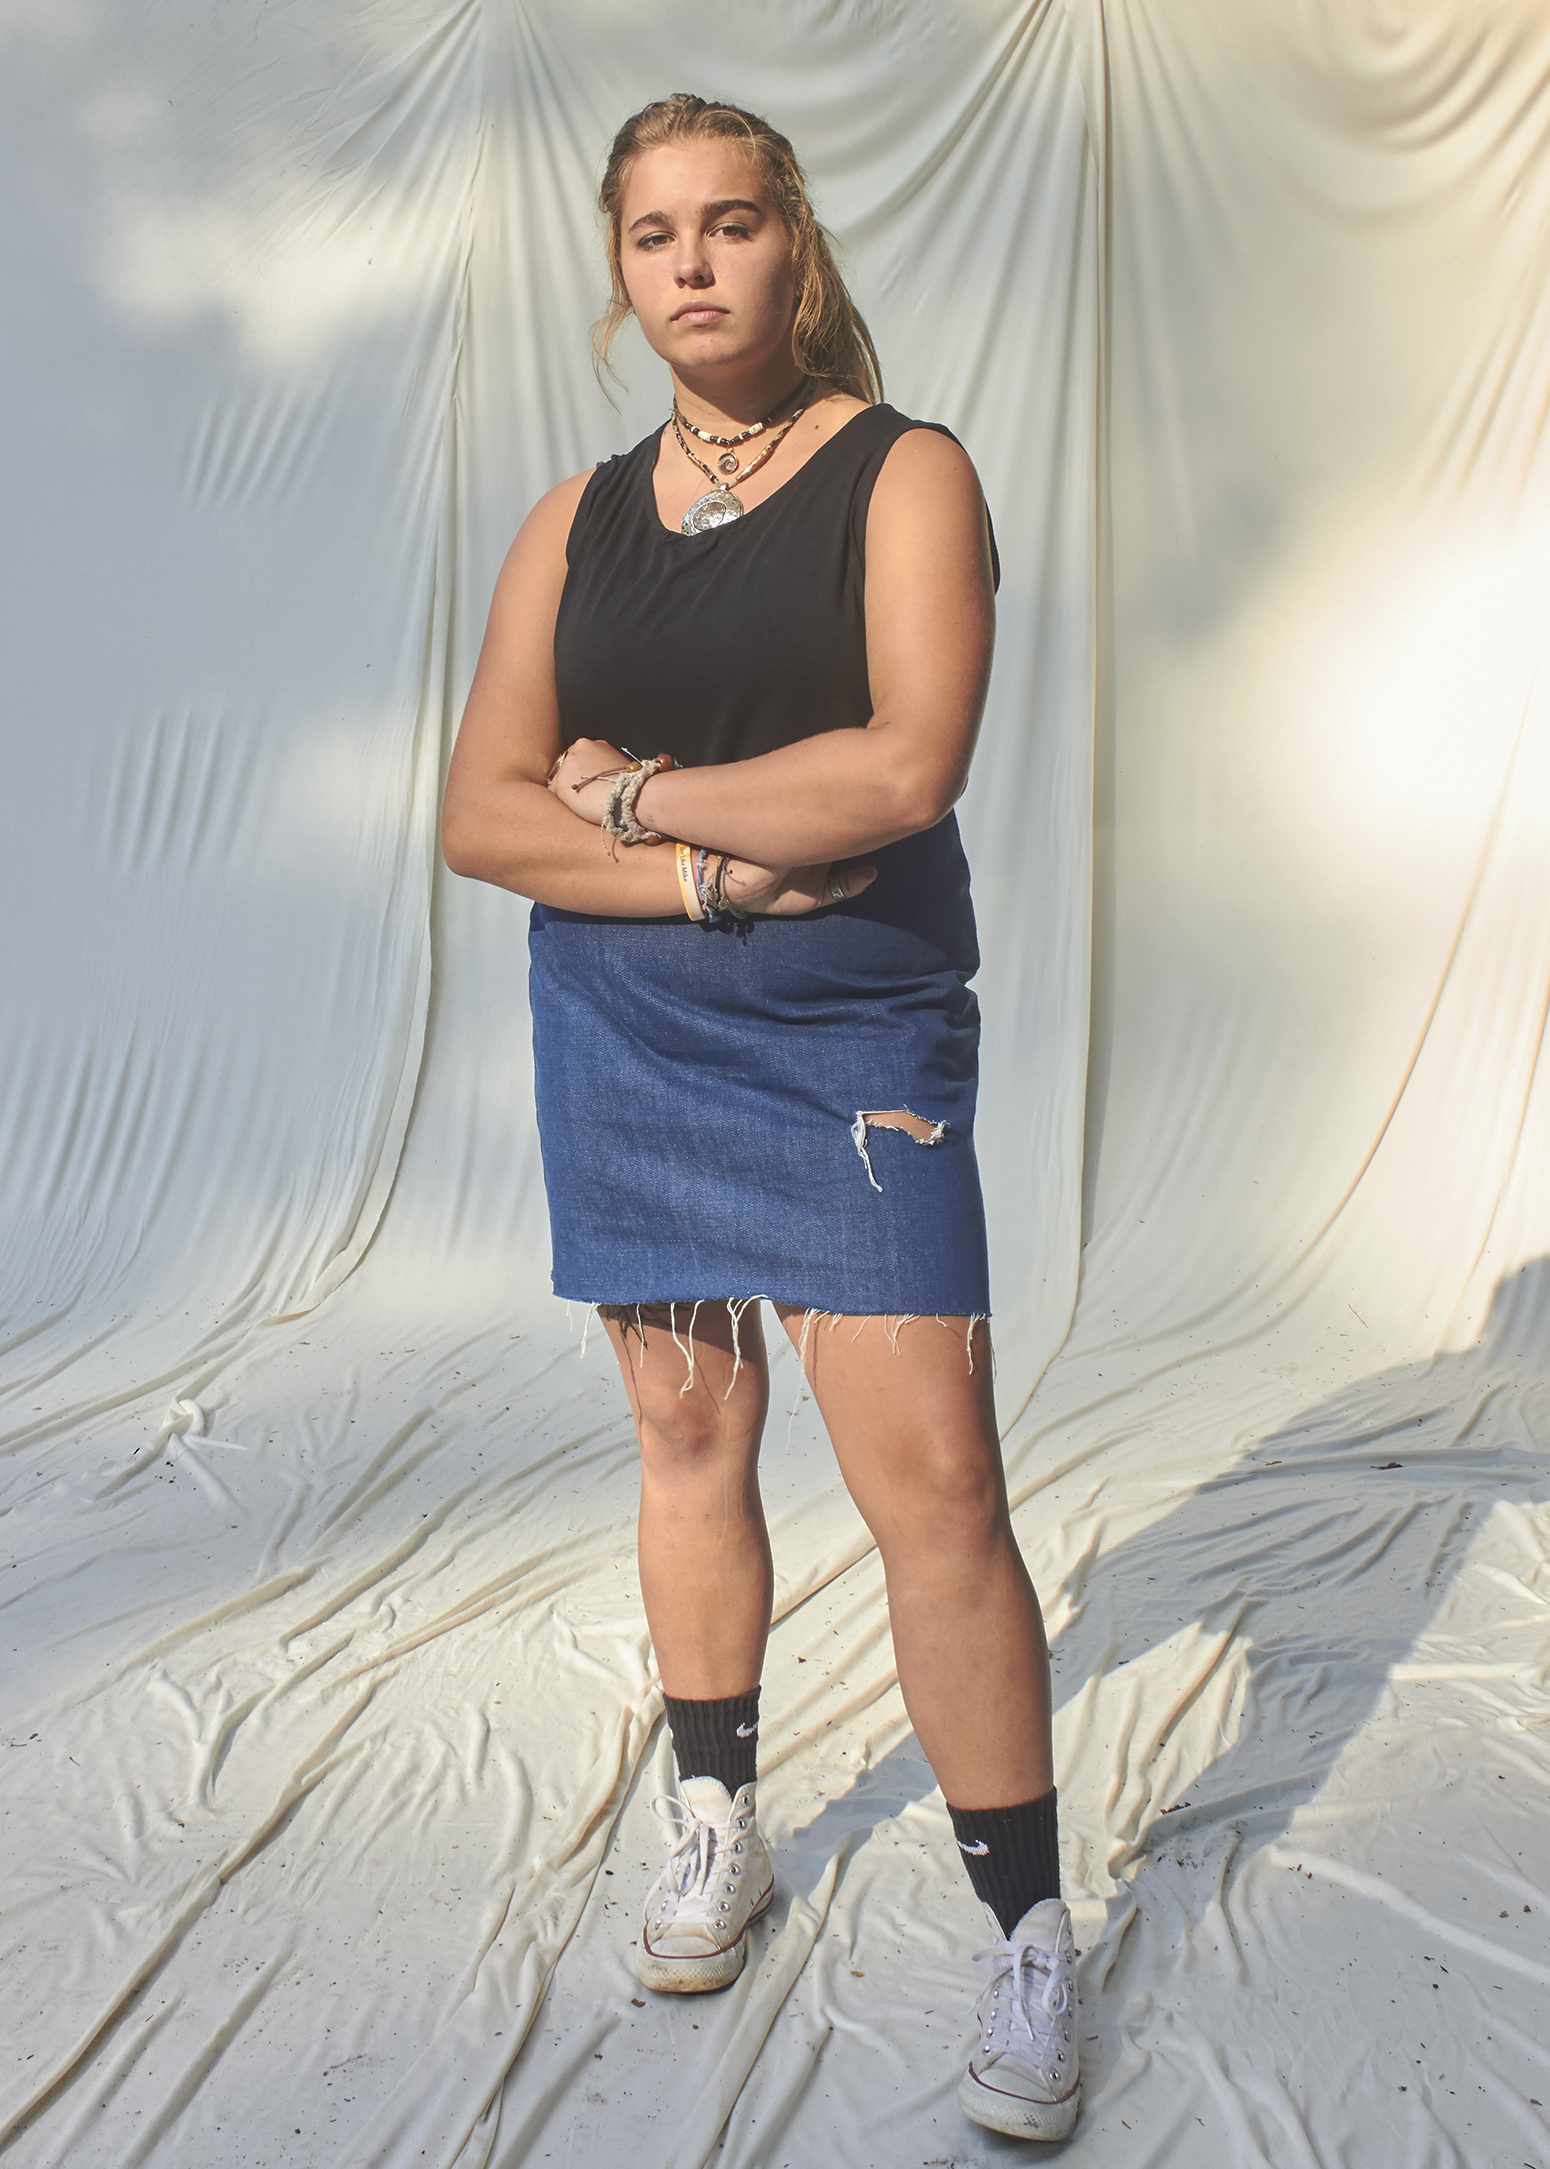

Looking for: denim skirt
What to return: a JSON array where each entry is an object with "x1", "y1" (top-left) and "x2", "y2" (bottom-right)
[{"x1": 528, "y1": 817, "x2": 991, "y2": 1317}]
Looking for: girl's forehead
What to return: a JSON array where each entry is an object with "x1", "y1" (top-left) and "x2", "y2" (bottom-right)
[{"x1": 622, "y1": 138, "x2": 767, "y2": 213}]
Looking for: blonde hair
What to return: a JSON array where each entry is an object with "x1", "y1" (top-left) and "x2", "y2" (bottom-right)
[{"x1": 593, "y1": 93, "x2": 883, "y2": 406}]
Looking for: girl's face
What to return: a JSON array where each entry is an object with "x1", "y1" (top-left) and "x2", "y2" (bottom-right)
[{"x1": 617, "y1": 139, "x2": 798, "y2": 385}]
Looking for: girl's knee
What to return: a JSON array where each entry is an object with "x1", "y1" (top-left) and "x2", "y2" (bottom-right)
[
  {"x1": 636, "y1": 1399, "x2": 759, "y2": 1480},
  {"x1": 872, "y1": 1444, "x2": 1005, "y2": 1552}
]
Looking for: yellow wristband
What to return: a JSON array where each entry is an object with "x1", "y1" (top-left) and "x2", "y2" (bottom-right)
[{"x1": 676, "y1": 840, "x2": 707, "y2": 921}]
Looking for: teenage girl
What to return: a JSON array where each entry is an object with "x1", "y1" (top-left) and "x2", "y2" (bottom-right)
[{"x1": 441, "y1": 92, "x2": 1080, "y2": 2144}]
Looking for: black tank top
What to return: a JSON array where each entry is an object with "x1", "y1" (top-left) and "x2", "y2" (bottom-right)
[{"x1": 553, "y1": 403, "x2": 997, "y2": 766}]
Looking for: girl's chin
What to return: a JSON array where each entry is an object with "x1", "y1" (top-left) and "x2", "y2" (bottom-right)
[
  {"x1": 659, "y1": 331, "x2": 783, "y2": 370},
  {"x1": 640, "y1": 324, "x2": 791, "y2": 380},
  {"x1": 664, "y1": 324, "x2": 738, "y2": 350},
  {"x1": 651, "y1": 340, "x2": 742, "y2": 371}
]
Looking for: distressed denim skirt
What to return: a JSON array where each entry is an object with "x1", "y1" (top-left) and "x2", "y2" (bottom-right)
[{"x1": 528, "y1": 816, "x2": 991, "y2": 1317}]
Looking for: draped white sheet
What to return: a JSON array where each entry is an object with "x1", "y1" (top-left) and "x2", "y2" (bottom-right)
[{"x1": 2, "y1": 2, "x2": 1548, "y2": 2162}]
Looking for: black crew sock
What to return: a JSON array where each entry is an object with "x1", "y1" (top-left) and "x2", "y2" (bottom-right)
[
  {"x1": 947, "y1": 1788, "x2": 1060, "y2": 1936},
  {"x1": 664, "y1": 1688, "x2": 760, "y2": 1796}
]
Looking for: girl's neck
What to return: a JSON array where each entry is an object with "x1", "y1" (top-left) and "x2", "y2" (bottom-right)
[{"x1": 669, "y1": 361, "x2": 815, "y2": 435}]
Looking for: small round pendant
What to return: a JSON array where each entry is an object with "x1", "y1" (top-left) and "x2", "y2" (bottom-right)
[
  {"x1": 681, "y1": 488, "x2": 744, "y2": 533},
  {"x1": 718, "y1": 452, "x2": 740, "y2": 476}
]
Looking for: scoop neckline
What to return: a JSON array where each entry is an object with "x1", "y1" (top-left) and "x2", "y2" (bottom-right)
[{"x1": 646, "y1": 401, "x2": 888, "y2": 540}]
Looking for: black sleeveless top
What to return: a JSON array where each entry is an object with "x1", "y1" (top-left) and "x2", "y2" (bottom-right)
[{"x1": 553, "y1": 403, "x2": 997, "y2": 766}]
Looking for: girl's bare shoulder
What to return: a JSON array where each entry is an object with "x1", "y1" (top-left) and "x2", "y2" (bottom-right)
[{"x1": 488, "y1": 466, "x2": 598, "y2": 606}]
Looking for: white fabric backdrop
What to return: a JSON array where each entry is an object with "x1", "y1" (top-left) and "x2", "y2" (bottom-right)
[{"x1": 2, "y1": 2, "x2": 1547, "y2": 2163}]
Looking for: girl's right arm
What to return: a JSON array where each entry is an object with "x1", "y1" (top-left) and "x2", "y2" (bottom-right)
[{"x1": 440, "y1": 474, "x2": 687, "y2": 916}]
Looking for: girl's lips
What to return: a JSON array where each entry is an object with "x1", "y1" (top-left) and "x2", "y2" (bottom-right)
[{"x1": 674, "y1": 307, "x2": 727, "y2": 324}]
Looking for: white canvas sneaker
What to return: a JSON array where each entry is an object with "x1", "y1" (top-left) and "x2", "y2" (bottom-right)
[
  {"x1": 636, "y1": 1776, "x2": 774, "y2": 1993},
  {"x1": 958, "y1": 1897, "x2": 1081, "y2": 2141}
]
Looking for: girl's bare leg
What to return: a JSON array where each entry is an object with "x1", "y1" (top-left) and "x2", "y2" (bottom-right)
[
  {"x1": 604, "y1": 1301, "x2": 773, "y2": 1700},
  {"x1": 775, "y1": 1310, "x2": 1051, "y2": 1806}
]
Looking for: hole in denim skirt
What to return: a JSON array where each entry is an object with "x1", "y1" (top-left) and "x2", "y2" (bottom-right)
[{"x1": 850, "y1": 1108, "x2": 947, "y2": 1192}]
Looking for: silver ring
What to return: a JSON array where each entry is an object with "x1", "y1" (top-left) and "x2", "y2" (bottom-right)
[{"x1": 830, "y1": 879, "x2": 846, "y2": 901}]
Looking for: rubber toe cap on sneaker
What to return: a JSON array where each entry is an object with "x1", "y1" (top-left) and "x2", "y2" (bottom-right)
[
  {"x1": 969, "y1": 2050, "x2": 1079, "y2": 2105},
  {"x1": 960, "y1": 2065, "x2": 1081, "y2": 2141},
  {"x1": 645, "y1": 1927, "x2": 734, "y2": 1959}
]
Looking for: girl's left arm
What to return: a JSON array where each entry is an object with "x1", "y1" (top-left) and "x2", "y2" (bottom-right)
[{"x1": 552, "y1": 427, "x2": 995, "y2": 863}]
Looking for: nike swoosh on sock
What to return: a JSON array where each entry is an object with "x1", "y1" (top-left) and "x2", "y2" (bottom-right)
[
  {"x1": 735, "y1": 1722, "x2": 757, "y2": 1738},
  {"x1": 958, "y1": 1839, "x2": 990, "y2": 1855}
]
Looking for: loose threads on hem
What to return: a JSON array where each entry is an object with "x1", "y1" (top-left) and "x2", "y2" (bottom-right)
[
  {"x1": 577, "y1": 1298, "x2": 990, "y2": 1378},
  {"x1": 725, "y1": 1295, "x2": 759, "y2": 1399},
  {"x1": 672, "y1": 1299, "x2": 704, "y2": 1396}
]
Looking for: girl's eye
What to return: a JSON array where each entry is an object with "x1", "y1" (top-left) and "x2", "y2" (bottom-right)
[{"x1": 636, "y1": 232, "x2": 671, "y2": 249}]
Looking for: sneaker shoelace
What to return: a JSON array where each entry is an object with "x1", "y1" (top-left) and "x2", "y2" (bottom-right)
[
  {"x1": 972, "y1": 1934, "x2": 1073, "y2": 2080},
  {"x1": 649, "y1": 1796, "x2": 741, "y2": 1936}
]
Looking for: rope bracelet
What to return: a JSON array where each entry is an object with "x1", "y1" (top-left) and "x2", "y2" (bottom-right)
[
  {"x1": 600, "y1": 754, "x2": 675, "y2": 848},
  {"x1": 594, "y1": 758, "x2": 752, "y2": 921}
]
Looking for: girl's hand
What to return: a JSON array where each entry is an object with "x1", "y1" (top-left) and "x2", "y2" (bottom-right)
[
  {"x1": 546, "y1": 737, "x2": 631, "y2": 825},
  {"x1": 723, "y1": 858, "x2": 877, "y2": 917}
]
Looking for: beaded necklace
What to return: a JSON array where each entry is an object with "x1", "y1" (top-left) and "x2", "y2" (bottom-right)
[{"x1": 670, "y1": 386, "x2": 811, "y2": 534}]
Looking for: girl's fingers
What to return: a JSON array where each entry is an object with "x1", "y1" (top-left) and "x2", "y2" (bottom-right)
[
  {"x1": 754, "y1": 862, "x2": 879, "y2": 915},
  {"x1": 546, "y1": 738, "x2": 623, "y2": 796},
  {"x1": 827, "y1": 862, "x2": 876, "y2": 901}
]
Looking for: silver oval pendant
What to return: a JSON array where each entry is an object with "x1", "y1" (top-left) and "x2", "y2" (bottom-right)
[
  {"x1": 681, "y1": 488, "x2": 744, "y2": 534},
  {"x1": 718, "y1": 452, "x2": 740, "y2": 476}
]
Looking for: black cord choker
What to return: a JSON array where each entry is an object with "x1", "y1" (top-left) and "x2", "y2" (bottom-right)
[{"x1": 673, "y1": 381, "x2": 811, "y2": 469}]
